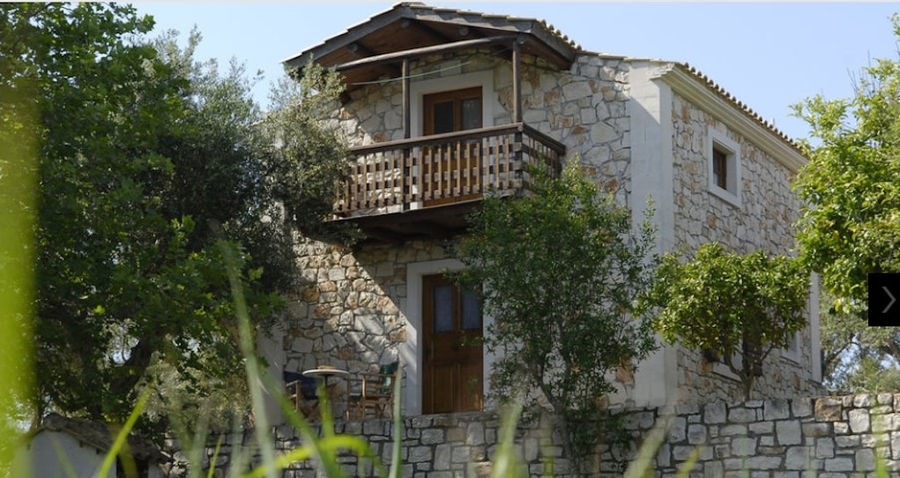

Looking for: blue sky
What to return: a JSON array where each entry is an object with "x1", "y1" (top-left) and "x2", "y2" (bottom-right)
[{"x1": 134, "y1": 2, "x2": 899, "y2": 141}]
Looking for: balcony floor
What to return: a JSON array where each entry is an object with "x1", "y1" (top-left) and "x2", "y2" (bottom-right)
[{"x1": 334, "y1": 199, "x2": 481, "y2": 244}]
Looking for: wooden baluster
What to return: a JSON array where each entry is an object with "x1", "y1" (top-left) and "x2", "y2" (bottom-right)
[
  {"x1": 436, "y1": 144, "x2": 443, "y2": 200},
  {"x1": 464, "y1": 141, "x2": 472, "y2": 195},
  {"x1": 455, "y1": 140, "x2": 462, "y2": 198},
  {"x1": 503, "y1": 133, "x2": 511, "y2": 191},
  {"x1": 474, "y1": 140, "x2": 481, "y2": 194},
  {"x1": 424, "y1": 146, "x2": 432, "y2": 201},
  {"x1": 354, "y1": 157, "x2": 363, "y2": 211},
  {"x1": 343, "y1": 161, "x2": 350, "y2": 213}
]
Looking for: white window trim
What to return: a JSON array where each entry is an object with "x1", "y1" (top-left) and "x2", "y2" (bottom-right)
[
  {"x1": 706, "y1": 128, "x2": 742, "y2": 207},
  {"x1": 409, "y1": 69, "x2": 495, "y2": 138},
  {"x1": 781, "y1": 331, "x2": 802, "y2": 364}
]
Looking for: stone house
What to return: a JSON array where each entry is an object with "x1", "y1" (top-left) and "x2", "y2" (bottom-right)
[{"x1": 260, "y1": 2, "x2": 822, "y2": 422}]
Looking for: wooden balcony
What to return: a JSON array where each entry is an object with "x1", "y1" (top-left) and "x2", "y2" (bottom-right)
[{"x1": 332, "y1": 123, "x2": 565, "y2": 241}]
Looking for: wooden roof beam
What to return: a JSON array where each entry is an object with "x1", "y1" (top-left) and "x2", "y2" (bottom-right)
[
  {"x1": 333, "y1": 35, "x2": 516, "y2": 72},
  {"x1": 347, "y1": 42, "x2": 401, "y2": 76},
  {"x1": 401, "y1": 18, "x2": 453, "y2": 43}
]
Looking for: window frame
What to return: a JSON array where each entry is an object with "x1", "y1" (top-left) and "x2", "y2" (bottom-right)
[
  {"x1": 423, "y1": 86, "x2": 483, "y2": 135},
  {"x1": 706, "y1": 128, "x2": 742, "y2": 207}
]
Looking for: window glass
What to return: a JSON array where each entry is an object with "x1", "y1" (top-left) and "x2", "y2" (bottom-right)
[
  {"x1": 461, "y1": 98, "x2": 482, "y2": 130},
  {"x1": 460, "y1": 288, "x2": 482, "y2": 330},
  {"x1": 712, "y1": 148, "x2": 728, "y2": 189},
  {"x1": 434, "y1": 284, "x2": 454, "y2": 332},
  {"x1": 432, "y1": 101, "x2": 454, "y2": 134}
]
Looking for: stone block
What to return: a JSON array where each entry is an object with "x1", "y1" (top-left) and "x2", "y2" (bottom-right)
[
  {"x1": 815, "y1": 437, "x2": 834, "y2": 458},
  {"x1": 853, "y1": 394, "x2": 872, "y2": 407},
  {"x1": 784, "y1": 446, "x2": 811, "y2": 470},
  {"x1": 747, "y1": 455, "x2": 782, "y2": 469},
  {"x1": 791, "y1": 398, "x2": 812, "y2": 418},
  {"x1": 749, "y1": 421, "x2": 774, "y2": 435},
  {"x1": 467, "y1": 422, "x2": 485, "y2": 446},
  {"x1": 848, "y1": 408, "x2": 870, "y2": 433},
  {"x1": 688, "y1": 424, "x2": 707, "y2": 445},
  {"x1": 590, "y1": 122, "x2": 617, "y2": 145},
  {"x1": 776, "y1": 420, "x2": 802, "y2": 446},
  {"x1": 407, "y1": 446, "x2": 432, "y2": 463},
  {"x1": 823, "y1": 457, "x2": 853, "y2": 472},
  {"x1": 802, "y1": 422, "x2": 832, "y2": 437},
  {"x1": 815, "y1": 397, "x2": 842, "y2": 422},
  {"x1": 893, "y1": 432, "x2": 900, "y2": 460},
  {"x1": 704, "y1": 401, "x2": 727, "y2": 424},
  {"x1": 703, "y1": 460, "x2": 723, "y2": 478},
  {"x1": 421, "y1": 428, "x2": 444, "y2": 445},
  {"x1": 765, "y1": 399, "x2": 791, "y2": 420},
  {"x1": 668, "y1": 416, "x2": 687, "y2": 442},
  {"x1": 732, "y1": 437, "x2": 757, "y2": 456},
  {"x1": 729, "y1": 407, "x2": 756, "y2": 423},
  {"x1": 856, "y1": 448, "x2": 876, "y2": 471},
  {"x1": 720, "y1": 424, "x2": 748, "y2": 436}
]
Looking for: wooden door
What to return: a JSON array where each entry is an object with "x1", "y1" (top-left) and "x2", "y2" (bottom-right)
[
  {"x1": 422, "y1": 87, "x2": 483, "y2": 206},
  {"x1": 422, "y1": 274, "x2": 483, "y2": 414}
]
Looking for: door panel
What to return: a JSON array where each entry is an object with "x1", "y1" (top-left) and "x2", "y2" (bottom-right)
[
  {"x1": 422, "y1": 87, "x2": 483, "y2": 206},
  {"x1": 423, "y1": 274, "x2": 483, "y2": 414}
]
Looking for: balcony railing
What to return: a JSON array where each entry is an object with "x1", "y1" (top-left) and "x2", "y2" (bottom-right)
[{"x1": 336, "y1": 123, "x2": 565, "y2": 216}]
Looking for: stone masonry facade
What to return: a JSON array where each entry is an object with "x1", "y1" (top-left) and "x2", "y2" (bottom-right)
[
  {"x1": 177, "y1": 394, "x2": 900, "y2": 477},
  {"x1": 669, "y1": 91, "x2": 819, "y2": 404},
  {"x1": 281, "y1": 47, "x2": 820, "y2": 409}
]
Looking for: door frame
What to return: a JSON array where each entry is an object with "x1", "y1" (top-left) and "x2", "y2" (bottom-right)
[
  {"x1": 409, "y1": 70, "x2": 495, "y2": 138},
  {"x1": 404, "y1": 259, "x2": 495, "y2": 415}
]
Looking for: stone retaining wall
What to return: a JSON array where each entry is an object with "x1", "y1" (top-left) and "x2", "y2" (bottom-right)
[{"x1": 172, "y1": 394, "x2": 900, "y2": 477}]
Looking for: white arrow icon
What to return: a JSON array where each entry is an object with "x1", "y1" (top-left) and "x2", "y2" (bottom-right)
[{"x1": 883, "y1": 287, "x2": 896, "y2": 314}]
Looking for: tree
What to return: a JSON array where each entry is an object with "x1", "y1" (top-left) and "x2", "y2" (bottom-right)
[
  {"x1": 455, "y1": 162, "x2": 658, "y2": 417},
  {"x1": 791, "y1": 14, "x2": 900, "y2": 390},
  {"x1": 1, "y1": 3, "x2": 349, "y2": 431},
  {"x1": 642, "y1": 243, "x2": 809, "y2": 400}
]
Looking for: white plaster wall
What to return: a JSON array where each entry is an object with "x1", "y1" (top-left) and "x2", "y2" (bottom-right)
[{"x1": 14, "y1": 431, "x2": 113, "y2": 478}]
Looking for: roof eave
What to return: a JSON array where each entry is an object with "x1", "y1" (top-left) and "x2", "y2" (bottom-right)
[{"x1": 655, "y1": 63, "x2": 807, "y2": 173}]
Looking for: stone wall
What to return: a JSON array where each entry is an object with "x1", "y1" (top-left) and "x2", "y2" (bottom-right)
[
  {"x1": 668, "y1": 91, "x2": 820, "y2": 404},
  {"x1": 283, "y1": 238, "x2": 449, "y2": 377},
  {"x1": 175, "y1": 394, "x2": 900, "y2": 477}
]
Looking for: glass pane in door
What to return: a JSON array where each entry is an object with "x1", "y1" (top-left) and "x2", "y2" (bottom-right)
[
  {"x1": 461, "y1": 98, "x2": 482, "y2": 130},
  {"x1": 432, "y1": 101, "x2": 454, "y2": 134}
]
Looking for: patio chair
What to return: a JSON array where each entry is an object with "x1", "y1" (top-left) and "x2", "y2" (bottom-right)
[
  {"x1": 283, "y1": 371, "x2": 319, "y2": 420},
  {"x1": 346, "y1": 361, "x2": 399, "y2": 420}
]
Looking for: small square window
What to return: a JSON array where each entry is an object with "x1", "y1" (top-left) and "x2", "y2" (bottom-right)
[{"x1": 707, "y1": 128, "x2": 741, "y2": 207}]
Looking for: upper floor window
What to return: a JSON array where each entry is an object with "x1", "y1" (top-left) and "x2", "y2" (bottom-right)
[
  {"x1": 423, "y1": 86, "x2": 482, "y2": 135},
  {"x1": 707, "y1": 128, "x2": 742, "y2": 207}
]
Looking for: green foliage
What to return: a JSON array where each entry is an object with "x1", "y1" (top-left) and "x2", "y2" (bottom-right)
[
  {"x1": 643, "y1": 243, "x2": 809, "y2": 399},
  {"x1": 792, "y1": 15, "x2": 900, "y2": 308},
  {"x1": 791, "y1": 15, "x2": 900, "y2": 391},
  {"x1": 455, "y1": 162, "x2": 658, "y2": 415},
  {"x1": 0, "y1": 3, "x2": 349, "y2": 432}
]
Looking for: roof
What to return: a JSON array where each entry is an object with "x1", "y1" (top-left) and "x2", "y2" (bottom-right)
[
  {"x1": 33, "y1": 413, "x2": 166, "y2": 463},
  {"x1": 283, "y1": 2, "x2": 579, "y2": 90}
]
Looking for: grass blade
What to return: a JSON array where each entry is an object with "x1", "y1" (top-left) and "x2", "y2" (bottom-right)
[
  {"x1": 387, "y1": 365, "x2": 403, "y2": 478},
  {"x1": 93, "y1": 388, "x2": 150, "y2": 478}
]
